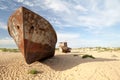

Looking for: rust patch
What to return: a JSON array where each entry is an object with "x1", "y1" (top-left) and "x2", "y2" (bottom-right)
[{"x1": 24, "y1": 39, "x2": 55, "y2": 64}]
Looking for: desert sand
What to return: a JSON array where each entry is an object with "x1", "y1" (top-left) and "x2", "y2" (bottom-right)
[{"x1": 0, "y1": 49, "x2": 120, "y2": 80}]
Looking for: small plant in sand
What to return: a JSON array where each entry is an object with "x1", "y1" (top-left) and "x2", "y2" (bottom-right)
[
  {"x1": 0, "y1": 48, "x2": 19, "y2": 52},
  {"x1": 28, "y1": 69, "x2": 38, "y2": 74},
  {"x1": 73, "y1": 54, "x2": 79, "y2": 56},
  {"x1": 0, "y1": 48, "x2": 7, "y2": 52},
  {"x1": 103, "y1": 48, "x2": 111, "y2": 51},
  {"x1": 114, "y1": 48, "x2": 120, "y2": 51},
  {"x1": 55, "y1": 48, "x2": 59, "y2": 50},
  {"x1": 82, "y1": 54, "x2": 95, "y2": 59}
]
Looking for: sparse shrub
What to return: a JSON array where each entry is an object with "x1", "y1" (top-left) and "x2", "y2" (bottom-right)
[
  {"x1": 112, "y1": 55, "x2": 117, "y2": 57},
  {"x1": 114, "y1": 48, "x2": 120, "y2": 51},
  {"x1": 10, "y1": 49, "x2": 19, "y2": 52},
  {"x1": 73, "y1": 54, "x2": 79, "y2": 56},
  {"x1": 1, "y1": 48, "x2": 8, "y2": 52},
  {"x1": 103, "y1": 48, "x2": 111, "y2": 51},
  {"x1": 55, "y1": 48, "x2": 59, "y2": 50},
  {"x1": 28, "y1": 69, "x2": 38, "y2": 74},
  {"x1": 0, "y1": 48, "x2": 19, "y2": 52},
  {"x1": 82, "y1": 54, "x2": 95, "y2": 59},
  {"x1": 96, "y1": 47, "x2": 101, "y2": 51}
]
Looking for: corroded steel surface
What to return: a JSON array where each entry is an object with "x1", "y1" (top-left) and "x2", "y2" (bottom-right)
[{"x1": 8, "y1": 7, "x2": 57, "y2": 64}]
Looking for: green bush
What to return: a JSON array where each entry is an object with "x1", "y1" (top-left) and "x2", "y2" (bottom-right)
[
  {"x1": 0, "y1": 48, "x2": 19, "y2": 52},
  {"x1": 82, "y1": 54, "x2": 95, "y2": 59},
  {"x1": 1, "y1": 48, "x2": 8, "y2": 52},
  {"x1": 28, "y1": 69, "x2": 38, "y2": 74},
  {"x1": 73, "y1": 54, "x2": 79, "y2": 56}
]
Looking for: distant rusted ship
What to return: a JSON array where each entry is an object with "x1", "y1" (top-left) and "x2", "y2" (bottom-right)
[{"x1": 7, "y1": 7, "x2": 57, "y2": 64}]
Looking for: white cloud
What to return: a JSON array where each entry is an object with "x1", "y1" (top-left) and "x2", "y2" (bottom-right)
[
  {"x1": 81, "y1": 0, "x2": 119, "y2": 30},
  {"x1": 57, "y1": 32, "x2": 80, "y2": 42},
  {"x1": 0, "y1": 37, "x2": 17, "y2": 48},
  {"x1": 0, "y1": 22, "x2": 7, "y2": 29},
  {"x1": 56, "y1": 33, "x2": 108, "y2": 48},
  {"x1": 15, "y1": 0, "x2": 34, "y2": 7},
  {"x1": 17, "y1": 0, "x2": 24, "y2": 3},
  {"x1": 0, "y1": 5, "x2": 8, "y2": 10},
  {"x1": 44, "y1": 0, "x2": 70, "y2": 13},
  {"x1": 56, "y1": 32, "x2": 80, "y2": 47},
  {"x1": 74, "y1": 5, "x2": 88, "y2": 11},
  {"x1": 56, "y1": 32, "x2": 114, "y2": 48},
  {"x1": 23, "y1": 1, "x2": 34, "y2": 7},
  {"x1": 41, "y1": 0, "x2": 120, "y2": 31},
  {"x1": 1, "y1": 0, "x2": 120, "y2": 30}
]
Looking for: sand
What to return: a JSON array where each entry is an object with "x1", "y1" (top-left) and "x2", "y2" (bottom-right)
[{"x1": 0, "y1": 49, "x2": 120, "y2": 80}]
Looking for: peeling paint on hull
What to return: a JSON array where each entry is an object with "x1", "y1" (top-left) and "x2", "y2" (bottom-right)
[{"x1": 7, "y1": 7, "x2": 57, "y2": 64}]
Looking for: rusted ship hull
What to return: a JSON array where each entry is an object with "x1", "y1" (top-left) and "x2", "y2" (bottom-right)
[{"x1": 7, "y1": 7, "x2": 57, "y2": 64}]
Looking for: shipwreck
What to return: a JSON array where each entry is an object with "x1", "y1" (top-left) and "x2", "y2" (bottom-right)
[
  {"x1": 7, "y1": 7, "x2": 57, "y2": 64},
  {"x1": 59, "y1": 42, "x2": 71, "y2": 53}
]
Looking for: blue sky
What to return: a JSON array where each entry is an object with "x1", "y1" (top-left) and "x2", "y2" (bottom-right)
[{"x1": 0, "y1": 0, "x2": 120, "y2": 48}]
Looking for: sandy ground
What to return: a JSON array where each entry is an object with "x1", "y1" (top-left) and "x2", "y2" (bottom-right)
[{"x1": 0, "y1": 50, "x2": 120, "y2": 80}]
